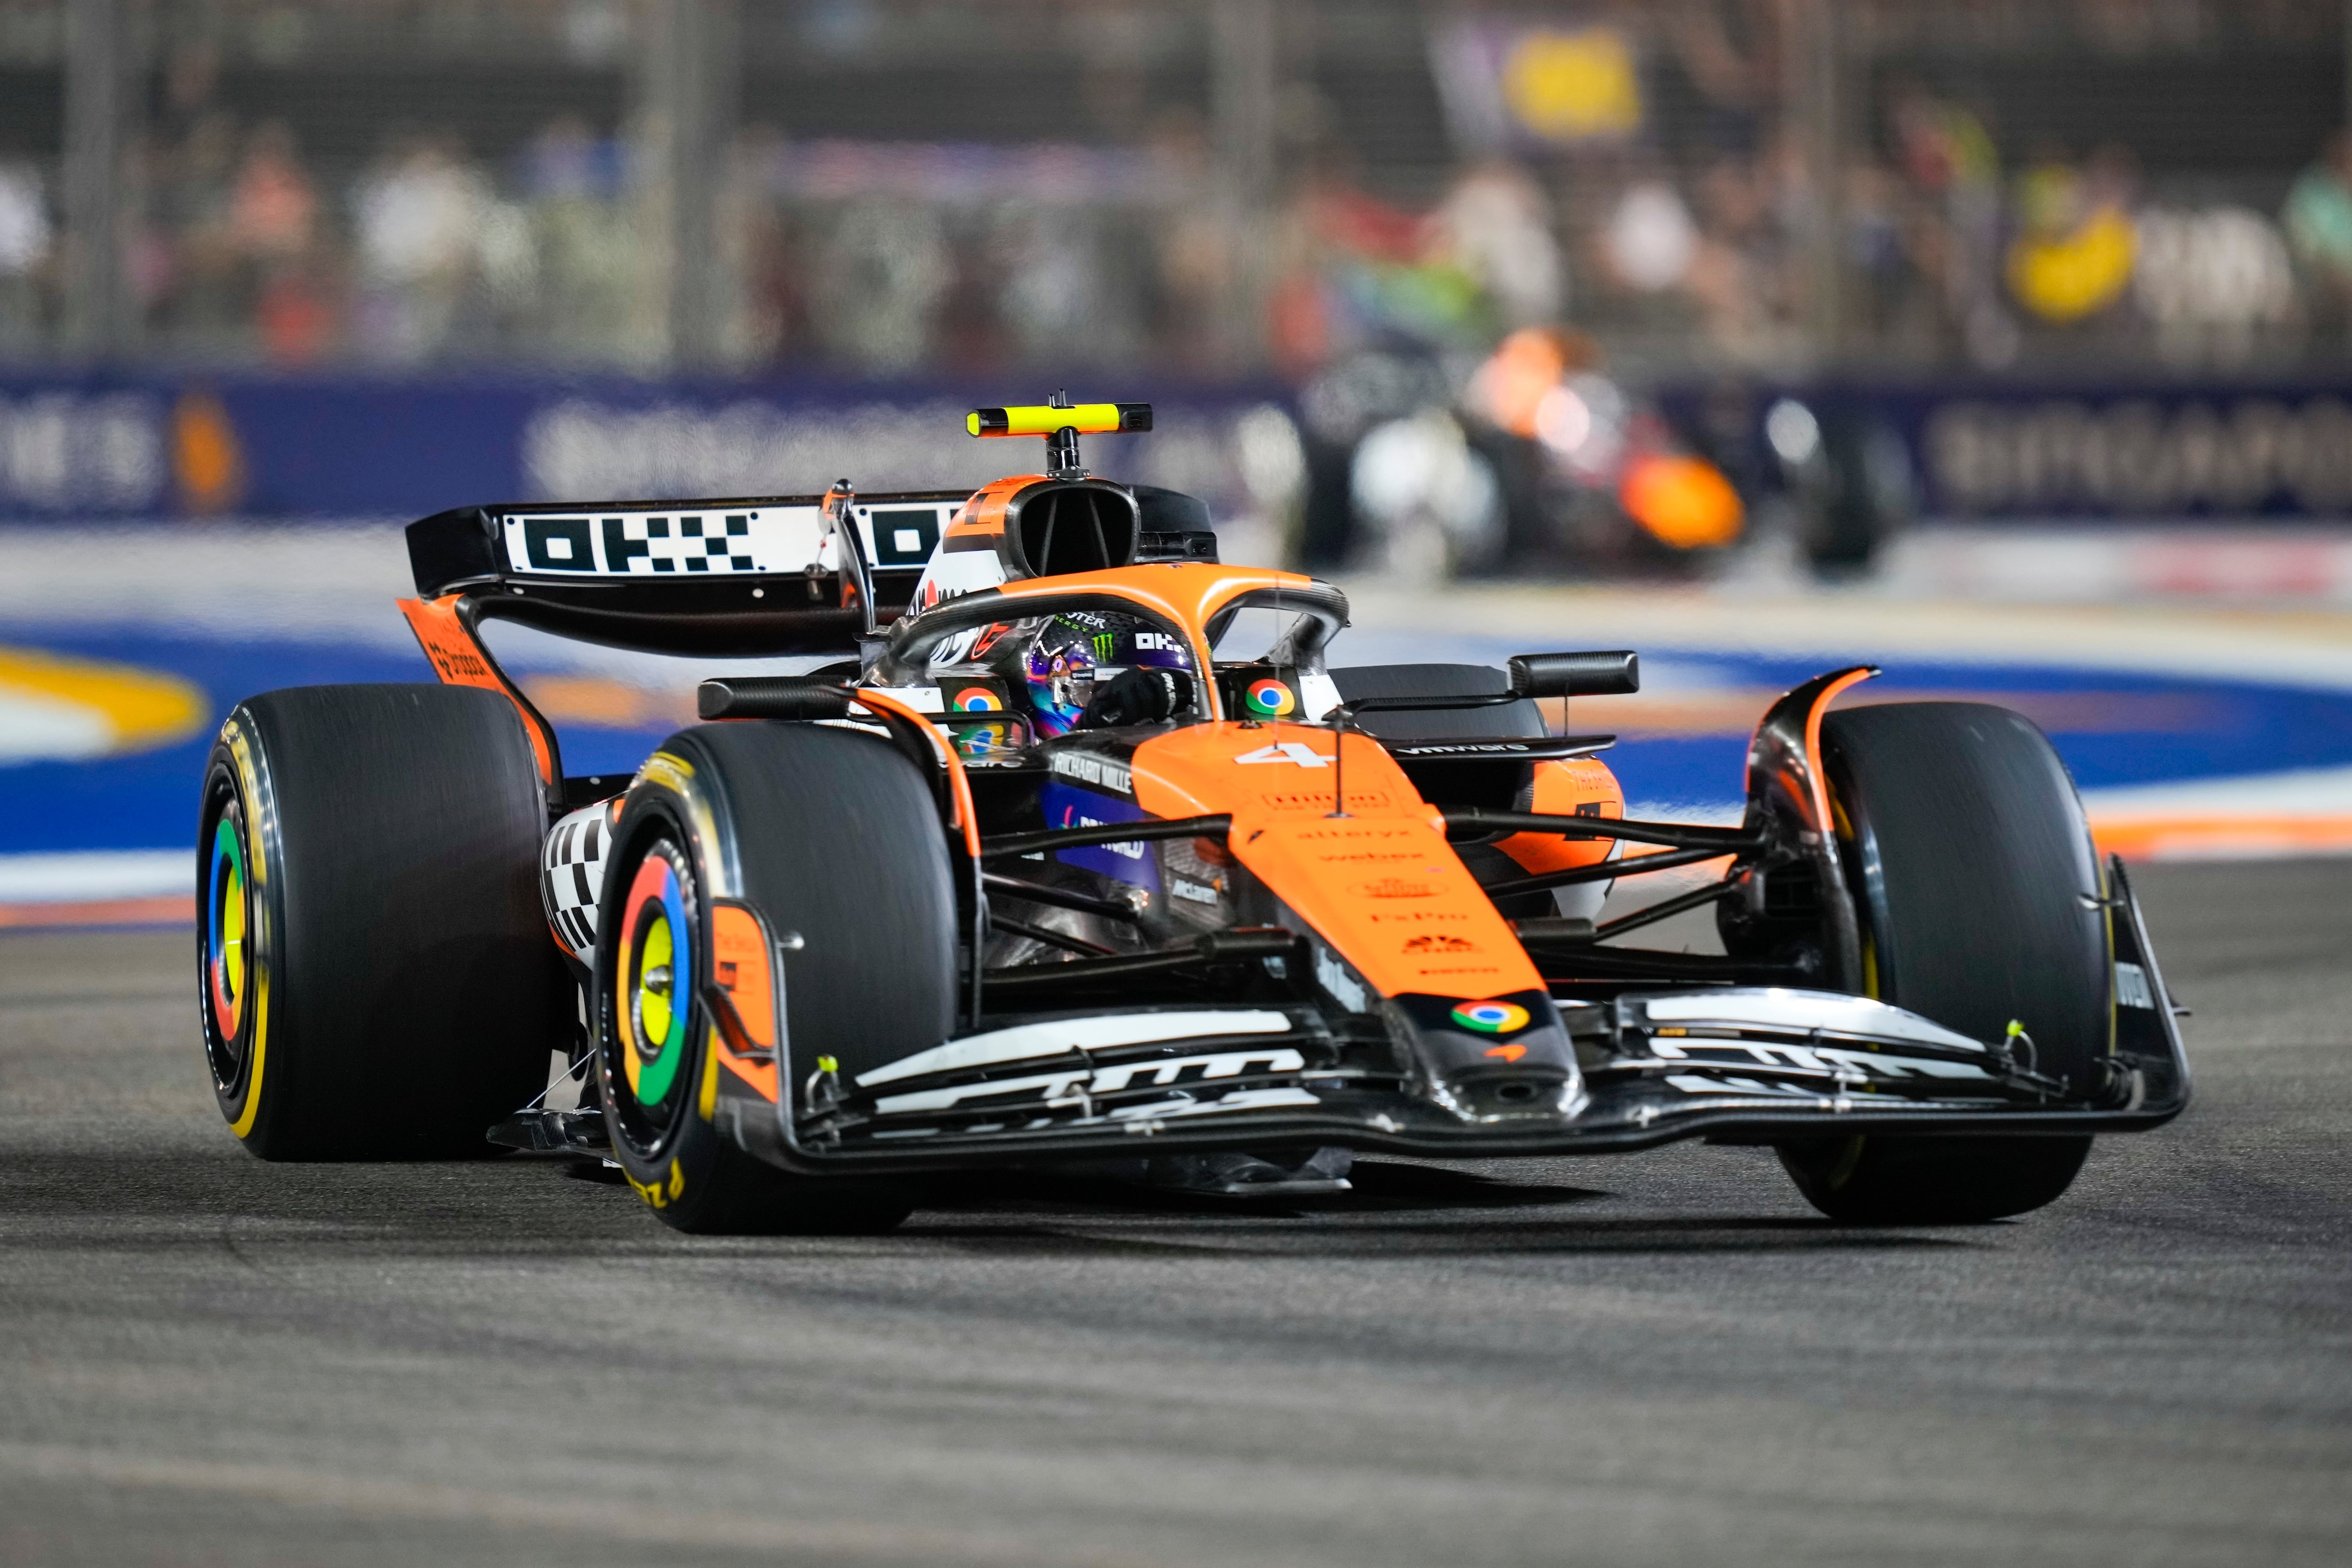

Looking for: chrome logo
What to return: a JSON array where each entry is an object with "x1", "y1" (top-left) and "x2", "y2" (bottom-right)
[
  {"x1": 1451, "y1": 1000, "x2": 1530, "y2": 1034},
  {"x1": 1245, "y1": 677, "x2": 1295, "y2": 717},
  {"x1": 952, "y1": 687, "x2": 1003, "y2": 712}
]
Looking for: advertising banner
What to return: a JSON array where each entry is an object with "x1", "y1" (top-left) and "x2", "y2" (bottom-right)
[
  {"x1": 0, "y1": 372, "x2": 1286, "y2": 522},
  {"x1": 1794, "y1": 379, "x2": 2352, "y2": 521}
]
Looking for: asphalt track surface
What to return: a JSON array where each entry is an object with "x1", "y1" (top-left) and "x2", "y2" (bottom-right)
[{"x1": 3, "y1": 861, "x2": 2348, "y2": 1567}]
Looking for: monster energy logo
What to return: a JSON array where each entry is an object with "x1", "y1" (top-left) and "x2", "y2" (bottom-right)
[{"x1": 1093, "y1": 632, "x2": 1116, "y2": 660}]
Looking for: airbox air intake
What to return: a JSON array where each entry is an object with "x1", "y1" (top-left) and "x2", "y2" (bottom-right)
[{"x1": 1004, "y1": 481, "x2": 1140, "y2": 578}]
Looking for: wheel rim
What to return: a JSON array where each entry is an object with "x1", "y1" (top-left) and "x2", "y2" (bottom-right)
[
  {"x1": 615, "y1": 840, "x2": 695, "y2": 1134},
  {"x1": 201, "y1": 793, "x2": 252, "y2": 1087}
]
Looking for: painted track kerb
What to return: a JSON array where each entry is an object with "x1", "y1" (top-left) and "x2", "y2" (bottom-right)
[{"x1": 13, "y1": 524, "x2": 2352, "y2": 924}]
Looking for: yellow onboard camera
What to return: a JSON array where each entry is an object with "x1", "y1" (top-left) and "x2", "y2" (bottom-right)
[{"x1": 967, "y1": 396, "x2": 1151, "y2": 478}]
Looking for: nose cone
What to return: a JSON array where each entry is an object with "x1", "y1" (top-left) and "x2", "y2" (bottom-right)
[{"x1": 1389, "y1": 990, "x2": 1584, "y2": 1121}]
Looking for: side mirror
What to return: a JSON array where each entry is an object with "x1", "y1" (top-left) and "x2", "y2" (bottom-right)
[
  {"x1": 698, "y1": 677, "x2": 854, "y2": 721},
  {"x1": 1508, "y1": 650, "x2": 1640, "y2": 699}
]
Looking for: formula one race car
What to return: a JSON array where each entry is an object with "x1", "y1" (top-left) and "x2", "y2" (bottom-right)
[{"x1": 195, "y1": 398, "x2": 2188, "y2": 1233}]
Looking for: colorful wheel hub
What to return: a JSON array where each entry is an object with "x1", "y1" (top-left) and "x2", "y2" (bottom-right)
[
  {"x1": 1245, "y1": 677, "x2": 1296, "y2": 717},
  {"x1": 206, "y1": 815, "x2": 247, "y2": 1043},
  {"x1": 1451, "y1": 999, "x2": 1530, "y2": 1035},
  {"x1": 620, "y1": 848, "x2": 693, "y2": 1108}
]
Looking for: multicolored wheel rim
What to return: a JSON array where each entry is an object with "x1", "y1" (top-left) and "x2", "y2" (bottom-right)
[
  {"x1": 1451, "y1": 999, "x2": 1530, "y2": 1035},
  {"x1": 205, "y1": 811, "x2": 249, "y2": 1051},
  {"x1": 618, "y1": 845, "x2": 694, "y2": 1112},
  {"x1": 1245, "y1": 677, "x2": 1296, "y2": 717}
]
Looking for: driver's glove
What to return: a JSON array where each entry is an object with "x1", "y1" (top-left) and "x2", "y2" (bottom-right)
[{"x1": 1078, "y1": 667, "x2": 1195, "y2": 729}]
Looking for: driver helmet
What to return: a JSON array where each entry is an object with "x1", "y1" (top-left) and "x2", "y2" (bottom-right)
[{"x1": 991, "y1": 611, "x2": 1194, "y2": 736}]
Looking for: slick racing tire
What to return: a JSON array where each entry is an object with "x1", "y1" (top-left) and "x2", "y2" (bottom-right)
[
  {"x1": 595, "y1": 721, "x2": 954, "y2": 1235},
  {"x1": 198, "y1": 685, "x2": 564, "y2": 1159},
  {"x1": 1777, "y1": 702, "x2": 2106, "y2": 1224}
]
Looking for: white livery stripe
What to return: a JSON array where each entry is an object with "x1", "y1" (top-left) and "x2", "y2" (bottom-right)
[
  {"x1": 1650, "y1": 1039, "x2": 1990, "y2": 1080},
  {"x1": 872, "y1": 1047, "x2": 1308, "y2": 1116},
  {"x1": 1110, "y1": 1086, "x2": 1321, "y2": 1120},
  {"x1": 857, "y1": 1009, "x2": 1295, "y2": 1088},
  {"x1": 1637, "y1": 988, "x2": 1988, "y2": 1053}
]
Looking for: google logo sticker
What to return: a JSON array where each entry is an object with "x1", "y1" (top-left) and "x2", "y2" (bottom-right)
[
  {"x1": 1450, "y1": 1000, "x2": 1530, "y2": 1034},
  {"x1": 1245, "y1": 678, "x2": 1295, "y2": 717}
]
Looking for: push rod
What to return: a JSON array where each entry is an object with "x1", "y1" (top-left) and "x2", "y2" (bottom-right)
[
  {"x1": 1479, "y1": 845, "x2": 1732, "y2": 899},
  {"x1": 982, "y1": 927, "x2": 1299, "y2": 994},
  {"x1": 1532, "y1": 949, "x2": 1808, "y2": 983},
  {"x1": 981, "y1": 872, "x2": 1143, "y2": 923},
  {"x1": 1441, "y1": 808, "x2": 1762, "y2": 853},
  {"x1": 982, "y1": 814, "x2": 1232, "y2": 859},
  {"x1": 1590, "y1": 880, "x2": 1742, "y2": 941},
  {"x1": 989, "y1": 915, "x2": 1117, "y2": 957}
]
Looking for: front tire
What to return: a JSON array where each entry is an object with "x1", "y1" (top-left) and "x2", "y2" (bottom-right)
[
  {"x1": 595, "y1": 722, "x2": 956, "y2": 1234},
  {"x1": 198, "y1": 685, "x2": 563, "y2": 1159},
  {"x1": 1777, "y1": 702, "x2": 2108, "y2": 1223}
]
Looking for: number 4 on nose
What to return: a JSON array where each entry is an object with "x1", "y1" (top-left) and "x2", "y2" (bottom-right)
[{"x1": 1234, "y1": 742, "x2": 1330, "y2": 768}]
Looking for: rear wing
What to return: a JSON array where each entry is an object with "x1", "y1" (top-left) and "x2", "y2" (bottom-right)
[
  {"x1": 402, "y1": 489, "x2": 966, "y2": 802},
  {"x1": 399, "y1": 483, "x2": 1219, "y2": 803},
  {"x1": 405, "y1": 490, "x2": 969, "y2": 658}
]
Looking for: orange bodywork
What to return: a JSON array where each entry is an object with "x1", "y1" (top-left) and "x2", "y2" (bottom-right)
[
  {"x1": 398, "y1": 594, "x2": 561, "y2": 786},
  {"x1": 1495, "y1": 757, "x2": 1625, "y2": 878},
  {"x1": 709, "y1": 901, "x2": 780, "y2": 1102},
  {"x1": 942, "y1": 475, "x2": 1030, "y2": 543},
  {"x1": 850, "y1": 687, "x2": 981, "y2": 860},
  {"x1": 1131, "y1": 724, "x2": 1544, "y2": 1000},
  {"x1": 1805, "y1": 668, "x2": 1878, "y2": 826}
]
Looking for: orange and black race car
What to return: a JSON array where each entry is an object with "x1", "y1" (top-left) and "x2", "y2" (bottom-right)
[{"x1": 195, "y1": 399, "x2": 2188, "y2": 1233}]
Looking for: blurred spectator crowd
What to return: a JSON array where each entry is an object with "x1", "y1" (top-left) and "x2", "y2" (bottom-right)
[
  {"x1": 1280, "y1": 76, "x2": 2352, "y2": 381},
  {"x1": 0, "y1": 28, "x2": 1229, "y2": 372},
  {"x1": 0, "y1": 0, "x2": 2349, "y2": 378},
  {"x1": 0, "y1": 114, "x2": 1240, "y2": 372}
]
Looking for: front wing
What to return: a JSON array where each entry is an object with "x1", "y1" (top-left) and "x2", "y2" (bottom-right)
[{"x1": 720, "y1": 861, "x2": 2188, "y2": 1173}]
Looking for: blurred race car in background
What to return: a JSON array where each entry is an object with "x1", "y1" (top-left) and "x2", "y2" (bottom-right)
[{"x1": 1296, "y1": 332, "x2": 1915, "y2": 580}]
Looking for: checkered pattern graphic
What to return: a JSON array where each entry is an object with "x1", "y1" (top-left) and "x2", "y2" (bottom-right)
[
  {"x1": 605, "y1": 512, "x2": 755, "y2": 573},
  {"x1": 501, "y1": 507, "x2": 826, "y2": 578},
  {"x1": 541, "y1": 802, "x2": 613, "y2": 960}
]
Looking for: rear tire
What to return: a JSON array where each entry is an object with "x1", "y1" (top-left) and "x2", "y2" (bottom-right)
[
  {"x1": 1777, "y1": 702, "x2": 2108, "y2": 1223},
  {"x1": 198, "y1": 685, "x2": 563, "y2": 1159},
  {"x1": 595, "y1": 721, "x2": 955, "y2": 1234}
]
